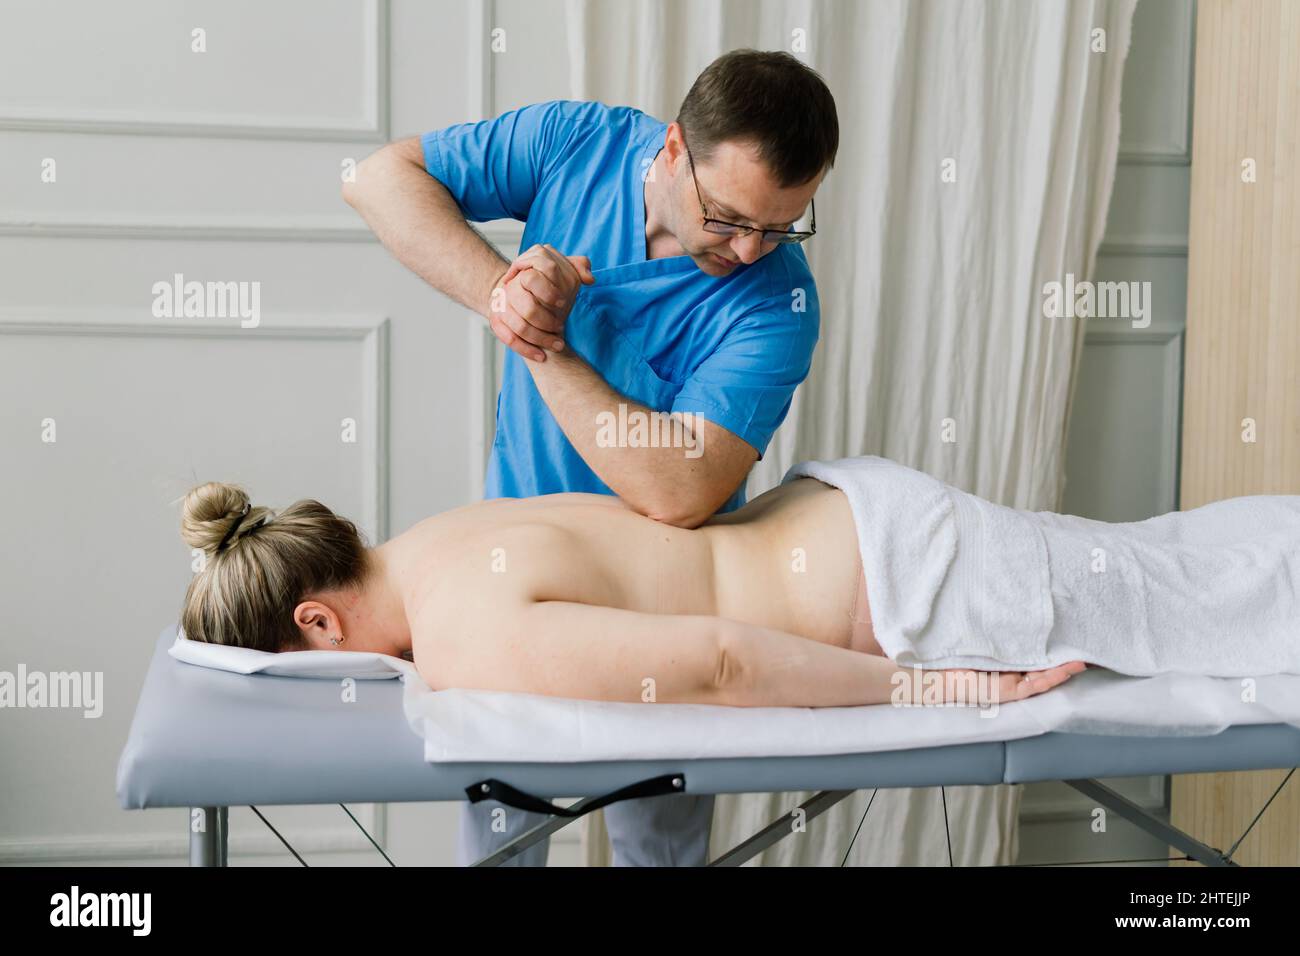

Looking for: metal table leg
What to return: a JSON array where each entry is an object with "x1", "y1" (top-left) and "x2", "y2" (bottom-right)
[
  {"x1": 1066, "y1": 779, "x2": 1237, "y2": 867},
  {"x1": 189, "y1": 806, "x2": 228, "y2": 867},
  {"x1": 710, "y1": 790, "x2": 857, "y2": 867}
]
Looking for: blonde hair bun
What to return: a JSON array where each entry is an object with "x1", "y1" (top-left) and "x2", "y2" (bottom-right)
[{"x1": 180, "y1": 482, "x2": 271, "y2": 555}]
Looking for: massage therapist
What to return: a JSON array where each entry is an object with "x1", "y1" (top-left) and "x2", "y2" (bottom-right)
[{"x1": 343, "y1": 49, "x2": 838, "y2": 867}]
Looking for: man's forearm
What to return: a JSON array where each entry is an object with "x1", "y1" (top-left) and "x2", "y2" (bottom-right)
[
  {"x1": 523, "y1": 348, "x2": 711, "y2": 521},
  {"x1": 343, "y1": 142, "x2": 508, "y2": 318}
]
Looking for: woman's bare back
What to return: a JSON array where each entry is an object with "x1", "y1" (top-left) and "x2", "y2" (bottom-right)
[{"x1": 391, "y1": 477, "x2": 878, "y2": 686}]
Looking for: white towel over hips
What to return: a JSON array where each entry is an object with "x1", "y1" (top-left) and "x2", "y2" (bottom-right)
[{"x1": 782, "y1": 456, "x2": 1300, "y2": 677}]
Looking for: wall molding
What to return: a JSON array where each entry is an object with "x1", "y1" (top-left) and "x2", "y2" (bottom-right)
[
  {"x1": 0, "y1": 0, "x2": 391, "y2": 143},
  {"x1": 0, "y1": 306, "x2": 390, "y2": 865},
  {"x1": 0, "y1": 307, "x2": 391, "y2": 544},
  {"x1": 1080, "y1": 325, "x2": 1184, "y2": 515},
  {"x1": 0, "y1": 805, "x2": 386, "y2": 864},
  {"x1": 1116, "y1": 0, "x2": 1195, "y2": 166},
  {"x1": 0, "y1": 216, "x2": 376, "y2": 243},
  {"x1": 1097, "y1": 237, "x2": 1189, "y2": 258},
  {"x1": 1116, "y1": 151, "x2": 1191, "y2": 168},
  {"x1": 466, "y1": 0, "x2": 504, "y2": 499},
  {"x1": 1081, "y1": 325, "x2": 1182, "y2": 345},
  {"x1": 0, "y1": 214, "x2": 529, "y2": 252}
]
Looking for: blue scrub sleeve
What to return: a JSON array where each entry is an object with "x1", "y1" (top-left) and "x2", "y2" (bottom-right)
[
  {"x1": 420, "y1": 100, "x2": 575, "y2": 222},
  {"x1": 670, "y1": 304, "x2": 819, "y2": 460}
]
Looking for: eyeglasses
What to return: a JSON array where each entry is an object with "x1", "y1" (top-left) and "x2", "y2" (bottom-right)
[{"x1": 684, "y1": 141, "x2": 816, "y2": 245}]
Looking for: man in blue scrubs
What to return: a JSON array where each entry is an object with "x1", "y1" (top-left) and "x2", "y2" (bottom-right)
[{"x1": 344, "y1": 49, "x2": 838, "y2": 865}]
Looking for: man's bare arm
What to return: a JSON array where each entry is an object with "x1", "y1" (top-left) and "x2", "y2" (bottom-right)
[
  {"x1": 522, "y1": 347, "x2": 758, "y2": 528},
  {"x1": 341, "y1": 136, "x2": 509, "y2": 321}
]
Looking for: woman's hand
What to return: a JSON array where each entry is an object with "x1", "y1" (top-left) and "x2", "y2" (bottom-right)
[
  {"x1": 982, "y1": 660, "x2": 1087, "y2": 703},
  {"x1": 893, "y1": 660, "x2": 1087, "y2": 706}
]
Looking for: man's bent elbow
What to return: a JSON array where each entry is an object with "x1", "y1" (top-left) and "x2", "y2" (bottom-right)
[
  {"x1": 643, "y1": 491, "x2": 723, "y2": 529},
  {"x1": 341, "y1": 177, "x2": 360, "y2": 209},
  {"x1": 647, "y1": 508, "x2": 708, "y2": 530},
  {"x1": 342, "y1": 141, "x2": 409, "y2": 209},
  {"x1": 341, "y1": 156, "x2": 375, "y2": 209}
]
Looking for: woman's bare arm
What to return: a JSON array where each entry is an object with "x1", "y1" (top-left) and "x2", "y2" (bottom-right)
[
  {"x1": 420, "y1": 598, "x2": 1084, "y2": 708},
  {"x1": 426, "y1": 599, "x2": 907, "y2": 707},
  {"x1": 713, "y1": 618, "x2": 911, "y2": 707},
  {"x1": 424, "y1": 600, "x2": 726, "y2": 703}
]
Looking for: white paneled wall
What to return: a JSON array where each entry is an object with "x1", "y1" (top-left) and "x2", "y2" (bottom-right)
[
  {"x1": 1022, "y1": 0, "x2": 1196, "y2": 866},
  {"x1": 1063, "y1": 0, "x2": 1194, "y2": 524},
  {"x1": 0, "y1": 0, "x2": 386, "y2": 139},
  {"x1": 0, "y1": 0, "x2": 1193, "y2": 867},
  {"x1": 0, "y1": 0, "x2": 509, "y2": 867}
]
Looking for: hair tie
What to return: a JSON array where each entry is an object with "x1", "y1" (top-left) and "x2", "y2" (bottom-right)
[{"x1": 215, "y1": 502, "x2": 251, "y2": 554}]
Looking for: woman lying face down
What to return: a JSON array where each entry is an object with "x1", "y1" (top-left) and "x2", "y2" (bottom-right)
[{"x1": 179, "y1": 477, "x2": 1084, "y2": 708}]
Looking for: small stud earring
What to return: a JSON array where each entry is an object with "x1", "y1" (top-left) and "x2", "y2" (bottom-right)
[{"x1": 330, "y1": 637, "x2": 344, "y2": 646}]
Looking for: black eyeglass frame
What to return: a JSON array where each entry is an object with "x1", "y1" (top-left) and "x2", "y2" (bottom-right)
[{"x1": 683, "y1": 140, "x2": 817, "y2": 245}]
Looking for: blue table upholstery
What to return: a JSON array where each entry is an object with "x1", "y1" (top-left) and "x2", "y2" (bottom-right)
[
  {"x1": 1005, "y1": 722, "x2": 1300, "y2": 783},
  {"x1": 117, "y1": 627, "x2": 1300, "y2": 810}
]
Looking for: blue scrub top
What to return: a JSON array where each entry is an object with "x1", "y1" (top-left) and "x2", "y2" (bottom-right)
[{"x1": 421, "y1": 99, "x2": 820, "y2": 514}]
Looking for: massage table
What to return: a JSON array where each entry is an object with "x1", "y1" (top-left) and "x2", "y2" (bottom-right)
[{"x1": 117, "y1": 625, "x2": 1300, "y2": 867}]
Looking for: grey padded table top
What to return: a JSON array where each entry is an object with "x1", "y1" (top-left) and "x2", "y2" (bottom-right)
[{"x1": 117, "y1": 627, "x2": 1300, "y2": 809}]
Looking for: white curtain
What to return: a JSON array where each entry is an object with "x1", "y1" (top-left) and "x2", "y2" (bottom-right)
[{"x1": 566, "y1": 0, "x2": 1135, "y2": 866}]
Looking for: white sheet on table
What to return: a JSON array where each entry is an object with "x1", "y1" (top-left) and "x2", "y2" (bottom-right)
[
  {"x1": 398, "y1": 668, "x2": 1300, "y2": 763},
  {"x1": 166, "y1": 629, "x2": 1300, "y2": 763}
]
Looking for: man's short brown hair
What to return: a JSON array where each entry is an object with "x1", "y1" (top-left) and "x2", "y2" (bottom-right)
[{"x1": 676, "y1": 49, "x2": 839, "y2": 189}]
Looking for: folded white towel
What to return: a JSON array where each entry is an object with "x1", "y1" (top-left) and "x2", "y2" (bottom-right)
[
  {"x1": 169, "y1": 627, "x2": 405, "y2": 680},
  {"x1": 783, "y1": 456, "x2": 1300, "y2": 677}
]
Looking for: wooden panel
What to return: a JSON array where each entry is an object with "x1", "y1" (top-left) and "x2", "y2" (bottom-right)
[{"x1": 1175, "y1": 0, "x2": 1300, "y2": 867}]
